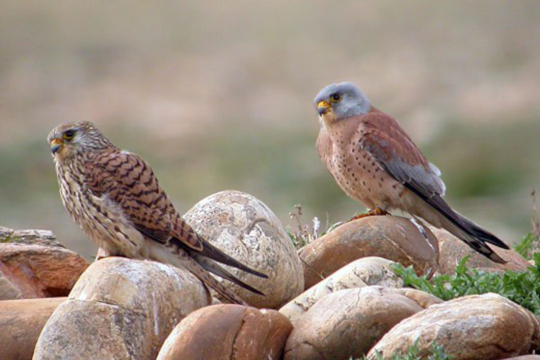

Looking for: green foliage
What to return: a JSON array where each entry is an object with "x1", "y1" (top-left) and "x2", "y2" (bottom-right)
[
  {"x1": 355, "y1": 341, "x2": 452, "y2": 360},
  {"x1": 514, "y1": 232, "x2": 540, "y2": 260},
  {"x1": 393, "y1": 254, "x2": 540, "y2": 316}
]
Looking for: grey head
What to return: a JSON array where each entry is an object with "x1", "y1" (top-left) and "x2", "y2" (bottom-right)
[{"x1": 314, "y1": 82, "x2": 371, "y2": 120}]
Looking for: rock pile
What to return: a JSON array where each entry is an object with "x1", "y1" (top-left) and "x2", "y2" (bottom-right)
[{"x1": 0, "y1": 191, "x2": 537, "y2": 360}]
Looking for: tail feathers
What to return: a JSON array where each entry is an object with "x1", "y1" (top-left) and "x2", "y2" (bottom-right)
[
  {"x1": 437, "y1": 212, "x2": 507, "y2": 264},
  {"x1": 174, "y1": 237, "x2": 268, "y2": 279},
  {"x1": 407, "y1": 189, "x2": 509, "y2": 264},
  {"x1": 452, "y1": 214, "x2": 509, "y2": 264},
  {"x1": 184, "y1": 257, "x2": 247, "y2": 305},
  {"x1": 458, "y1": 215, "x2": 509, "y2": 249},
  {"x1": 148, "y1": 242, "x2": 247, "y2": 304},
  {"x1": 194, "y1": 255, "x2": 265, "y2": 296},
  {"x1": 459, "y1": 232, "x2": 507, "y2": 264}
]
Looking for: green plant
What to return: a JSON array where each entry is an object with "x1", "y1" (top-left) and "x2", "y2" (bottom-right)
[
  {"x1": 393, "y1": 254, "x2": 540, "y2": 316},
  {"x1": 515, "y1": 191, "x2": 540, "y2": 260},
  {"x1": 515, "y1": 233, "x2": 540, "y2": 260}
]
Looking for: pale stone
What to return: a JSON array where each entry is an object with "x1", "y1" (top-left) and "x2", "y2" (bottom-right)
[
  {"x1": 368, "y1": 293, "x2": 540, "y2": 360},
  {"x1": 184, "y1": 190, "x2": 304, "y2": 308},
  {"x1": 279, "y1": 257, "x2": 404, "y2": 324},
  {"x1": 284, "y1": 286, "x2": 433, "y2": 360},
  {"x1": 33, "y1": 257, "x2": 210, "y2": 360}
]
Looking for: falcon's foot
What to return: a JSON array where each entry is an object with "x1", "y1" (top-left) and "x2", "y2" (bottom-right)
[
  {"x1": 349, "y1": 208, "x2": 389, "y2": 222},
  {"x1": 95, "y1": 247, "x2": 114, "y2": 261}
]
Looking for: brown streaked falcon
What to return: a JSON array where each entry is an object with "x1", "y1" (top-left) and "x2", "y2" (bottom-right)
[
  {"x1": 314, "y1": 82, "x2": 509, "y2": 263},
  {"x1": 48, "y1": 121, "x2": 267, "y2": 304}
]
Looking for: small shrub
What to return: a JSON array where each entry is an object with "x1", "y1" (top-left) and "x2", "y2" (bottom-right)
[
  {"x1": 515, "y1": 233, "x2": 540, "y2": 260},
  {"x1": 393, "y1": 254, "x2": 540, "y2": 316}
]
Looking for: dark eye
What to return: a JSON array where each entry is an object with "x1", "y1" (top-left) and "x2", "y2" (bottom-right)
[
  {"x1": 63, "y1": 130, "x2": 75, "y2": 140},
  {"x1": 330, "y1": 93, "x2": 342, "y2": 102}
]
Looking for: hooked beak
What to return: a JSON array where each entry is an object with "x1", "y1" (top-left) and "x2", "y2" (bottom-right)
[
  {"x1": 50, "y1": 138, "x2": 63, "y2": 154},
  {"x1": 317, "y1": 100, "x2": 332, "y2": 116}
]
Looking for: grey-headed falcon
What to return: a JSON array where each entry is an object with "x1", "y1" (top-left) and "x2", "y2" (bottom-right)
[
  {"x1": 314, "y1": 82, "x2": 509, "y2": 263},
  {"x1": 48, "y1": 121, "x2": 267, "y2": 304}
]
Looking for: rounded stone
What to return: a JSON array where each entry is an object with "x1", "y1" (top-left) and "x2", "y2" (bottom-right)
[
  {"x1": 0, "y1": 297, "x2": 65, "y2": 360},
  {"x1": 0, "y1": 242, "x2": 88, "y2": 300},
  {"x1": 368, "y1": 293, "x2": 540, "y2": 360},
  {"x1": 33, "y1": 257, "x2": 210, "y2": 360},
  {"x1": 299, "y1": 215, "x2": 439, "y2": 289},
  {"x1": 433, "y1": 228, "x2": 530, "y2": 274},
  {"x1": 284, "y1": 286, "x2": 430, "y2": 360},
  {"x1": 279, "y1": 257, "x2": 405, "y2": 324},
  {"x1": 157, "y1": 304, "x2": 293, "y2": 360},
  {"x1": 184, "y1": 190, "x2": 304, "y2": 308}
]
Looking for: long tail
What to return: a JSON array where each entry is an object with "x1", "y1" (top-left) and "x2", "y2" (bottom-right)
[
  {"x1": 170, "y1": 222, "x2": 268, "y2": 279},
  {"x1": 148, "y1": 241, "x2": 248, "y2": 304},
  {"x1": 191, "y1": 239, "x2": 268, "y2": 279},
  {"x1": 407, "y1": 189, "x2": 509, "y2": 264},
  {"x1": 181, "y1": 255, "x2": 248, "y2": 304},
  {"x1": 193, "y1": 255, "x2": 265, "y2": 296},
  {"x1": 451, "y1": 213, "x2": 508, "y2": 264},
  {"x1": 171, "y1": 236, "x2": 267, "y2": 296}
]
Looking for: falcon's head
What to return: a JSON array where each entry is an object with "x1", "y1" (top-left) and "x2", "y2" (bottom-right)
[
  {"x1": 48, "y1": 121, "x2": 112, "y2": 161},
  {"x1": 314, "y1": 82, "x2": 371, "y2": 124}
]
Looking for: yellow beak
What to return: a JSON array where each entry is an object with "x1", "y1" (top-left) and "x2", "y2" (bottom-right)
[
  {"x1": 317, "y1": 100, "x2": 332, "y2": 115},
  {"x1": 50, "y1": 138, "x2": 63, "y2": 154}
]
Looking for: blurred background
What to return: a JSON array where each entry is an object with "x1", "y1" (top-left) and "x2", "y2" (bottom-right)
[{"x1": 0, "y1": 1, "x2": 538, "y2": 259}]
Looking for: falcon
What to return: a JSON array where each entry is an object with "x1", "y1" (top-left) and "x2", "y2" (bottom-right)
[
  {"x1": 314, "y1": 82, "x2": 509, "y2": 263},
  {"x1": 48, "y1": 121, "x2": 267, "y2": 304}
]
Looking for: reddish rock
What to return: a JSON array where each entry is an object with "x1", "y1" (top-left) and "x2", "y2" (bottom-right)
[
  {"x1": 299, "y1": 216, "x2": 439, "y2": 289},
  {"x1": 0, "y1": 297, "x2": 65, "y2": 360},
  {"x1": 0, "y1": 239, "x2": 88, "y2": 299},
  {"x1": 158, "y1": 304, "x2": 293, "y2": 360},
  {"x1": 433, "y1": 228, "x2": 530, "y2": 274}
]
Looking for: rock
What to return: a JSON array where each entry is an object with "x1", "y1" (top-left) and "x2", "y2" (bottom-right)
[
  {"x1": 0, "y1": 230, "x2": 89, "y2": 300},
  {"x1": 300, "y1": 216, "x2": 439, "y2": 289},
  {"x1": 0, "y1": 227, "x2": 63, "y2": 247},
  {"x1": 157, "y1": 304, "x2": 293, "y2": 360},
  {"x1": 284, "y1": 286, "x2": 434, "y2": 360},
  {"x1": 368, "y1": 293, "x2": 540, "y2": 360},
  {"x1": 390, "y1": 288, "x2": 443, "y2": 309},
  {"x1": 184, "y1": 190, "x2": 304, "y2": 308},
  {"x1": 279, "y1": 257, "x2": 405, "y2": 324},
  {"x1": 33, "y1": 257, "x2": 210, "y2": 360},
  {"x1": 434, "y1": 228, "x2": 530, "y2": 274},
  {"x1": 503, "y1": 356, "x2": 540, "y2": 360},
  {"x1": 0, "y1": 297, "x2": 65, "y2": 360}
]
